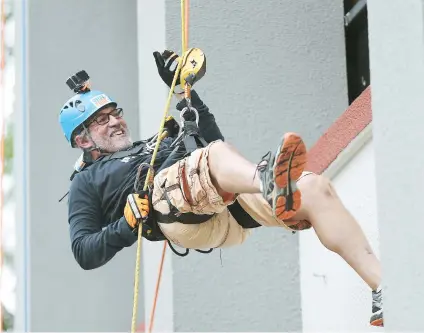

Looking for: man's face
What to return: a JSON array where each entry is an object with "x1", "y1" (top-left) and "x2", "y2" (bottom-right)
[{"x1": 86, "y1": 106, "x2": 133, "y2": 152}]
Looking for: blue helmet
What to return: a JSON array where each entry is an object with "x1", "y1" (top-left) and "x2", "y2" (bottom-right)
[{"x1": 59, "y1": 89, "x2": 117, "y2": 147}]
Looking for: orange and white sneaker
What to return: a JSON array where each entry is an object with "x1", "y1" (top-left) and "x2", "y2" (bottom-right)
[
  {"x1": 370, "y1": 287, "x2": 384, "y2": 327},
  {"x1": 258, "y1": 132, "x2": 307, "y2": 221}
]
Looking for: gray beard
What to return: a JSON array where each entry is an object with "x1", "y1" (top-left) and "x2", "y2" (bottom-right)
[{"x1": 92, "y1": 133, "x2": 133, "y2": 153}]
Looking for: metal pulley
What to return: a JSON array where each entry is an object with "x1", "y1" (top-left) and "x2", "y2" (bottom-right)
[{"x1": 179, "y1": 48, "x2": 206, "y2": 89}]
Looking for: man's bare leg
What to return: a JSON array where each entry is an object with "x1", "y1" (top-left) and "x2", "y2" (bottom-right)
[
  {"x1": 208, "y1": 133, "x2": 307, "y2": 220},
  {"x1": 285, "y1": 174, "x2": 381, "y2": 290},
  {"x1": 205, "y1": 134, "x2": 382, "y2": 326},
  {"x1": 284, "y1": 173, "x2": 383, "y2": 326},
  {"x1": 207, "y1": 142, "x2": 262, "y2": 194},
  {"x1": 207, "y1": 136, "x2": 380, "y2": 288}
]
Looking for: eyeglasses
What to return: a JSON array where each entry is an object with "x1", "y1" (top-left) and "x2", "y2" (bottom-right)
[{"x1": 90, "y1": 108, "x2": 124, "y2": 126}]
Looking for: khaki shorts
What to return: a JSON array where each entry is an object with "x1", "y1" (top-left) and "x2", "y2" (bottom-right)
[{"x1": 152, "y1": 140, "x2": 313, "y2": 250}]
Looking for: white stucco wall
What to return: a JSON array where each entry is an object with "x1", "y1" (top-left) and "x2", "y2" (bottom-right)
[
  {"x1": 300, "y1": 138, "x2": 383, "y2": 332},
  {"x1": 368, "y1": 1, "x2": 424, "y2": 329}
]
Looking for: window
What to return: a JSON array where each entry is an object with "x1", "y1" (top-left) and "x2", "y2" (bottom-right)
[{"x1": 343, "y1": 0, "x2": 370, "y2": 104}]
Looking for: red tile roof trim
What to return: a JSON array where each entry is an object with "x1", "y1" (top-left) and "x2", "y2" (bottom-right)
[{"x1": 306, "y1": 86, "x2": 372, "y2": 174}]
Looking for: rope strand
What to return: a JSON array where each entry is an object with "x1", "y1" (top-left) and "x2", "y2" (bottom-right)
[
  {"x1": 147, "y1": 241, "x2": 168, "y2": 333},
  {"x1": 131, "y1": 1, "x2": 190, "y2": 332},
  {"x1": 130, "y1": 35, "x2": 185, "y2": 333}
]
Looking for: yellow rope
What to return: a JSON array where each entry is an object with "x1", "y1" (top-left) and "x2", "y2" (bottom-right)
[
  {"x1": 130, "y1": 1, "x2": 189, "y2": 331},
  {"x1": 181, "y1": 0, "x2": 188, "y2": 53}
]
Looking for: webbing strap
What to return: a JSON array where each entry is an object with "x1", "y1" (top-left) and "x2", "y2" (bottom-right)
[
  {"x1": 102, "y1": 142, "x2": 146, "y2": 161},
  {"x1": 182, "y1": 120, "x2": 208, "y2": 153}
]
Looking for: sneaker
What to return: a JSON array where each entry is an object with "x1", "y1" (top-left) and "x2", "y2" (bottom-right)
[
  {"x1": 370, "y1": 287, "x2": 384, "y2": 326},
  {"x1": 258, "y1": 132, "x2": 307, "y2": 221}
]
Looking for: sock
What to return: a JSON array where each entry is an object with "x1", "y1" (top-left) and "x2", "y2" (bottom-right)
[{"x1": 373, "y1": 285, "x2": 382, "y2": 293}]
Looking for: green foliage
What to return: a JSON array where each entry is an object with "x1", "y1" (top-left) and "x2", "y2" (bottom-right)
[
  {"x1": 2, "y1": 304, "x2": 13, "y2": 331},
  {"x1": 2, "y1": 2, "x2": 15, "y2": 332},
  {"x1": 4, "y1": 121, "x2": 13, "y2": 175}
]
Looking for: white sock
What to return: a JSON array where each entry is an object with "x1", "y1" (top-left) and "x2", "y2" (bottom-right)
[{"x1": 374, "y1": 285, "x2": 382, "y2": 293}]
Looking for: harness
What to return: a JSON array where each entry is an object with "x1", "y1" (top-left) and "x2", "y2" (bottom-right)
[{"x1": 141, "y1": 106, "x2": 261, "y2": 256}]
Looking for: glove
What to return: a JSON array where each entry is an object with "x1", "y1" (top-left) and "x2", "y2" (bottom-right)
[
  {"x1": 153, "y1": 50, "x2": 181, "y2": 89},
  {"x1": 124, "y1": 191, "x2": 152, "y2": 230}
]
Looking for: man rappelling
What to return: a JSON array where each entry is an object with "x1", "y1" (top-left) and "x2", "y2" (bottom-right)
[{"x1": 59, "y1": 49, "x2": 383, "y2": 327}]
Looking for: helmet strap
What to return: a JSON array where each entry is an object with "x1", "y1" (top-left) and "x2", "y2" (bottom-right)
[
  {"x1": 82, "y1": 124, "x2": 103, "y2": 154},
  {"x1": 80, "y1": 124, "x2": 118, "y2": 158}
]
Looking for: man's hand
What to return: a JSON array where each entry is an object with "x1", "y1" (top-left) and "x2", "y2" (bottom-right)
[
  {"x1": 153, "y1": 50, "x2": 182, "y2": 89},
  {"x1": 124, "y1": 192, "x2": 151, "y2": 229}
]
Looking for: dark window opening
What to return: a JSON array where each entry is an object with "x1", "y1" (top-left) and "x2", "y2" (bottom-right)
[{"x1": 343, "y1": 0, "x2": 370, "y2": 104}]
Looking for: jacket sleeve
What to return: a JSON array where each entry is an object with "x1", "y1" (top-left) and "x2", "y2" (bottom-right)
[
  {"x1": 67, "y1": 173, "x2": 138, "y2": 270},
  {"x1": 176, "y1": 89, "x2": 225, "y2": 142}
]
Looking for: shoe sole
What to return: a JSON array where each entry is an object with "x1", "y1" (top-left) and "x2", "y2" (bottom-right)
[
  {"x1": 272, "y1": 132, "x2": 307, "y2": 221},
  {"x1": 370, "y1": 310, "x2": 384, "y2": 327},
  {"x1": 370, "y1": 318, "x2": 383, "y2": 327}
]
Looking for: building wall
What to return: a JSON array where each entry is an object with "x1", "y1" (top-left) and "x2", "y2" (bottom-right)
[
  {"x1": 14, "y1": 0, "x2": 141, "y2": 331},
  {"x1": 368, "y1": 0, "x2": 424, "y2": 329}
]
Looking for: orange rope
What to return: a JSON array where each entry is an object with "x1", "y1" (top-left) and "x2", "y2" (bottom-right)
[
  {"x1": 146, "y1": 241, "x2": 167, "y2": 333},
  {"x1": 145, "y1": 2, "x2": 190, "y2": 332}
]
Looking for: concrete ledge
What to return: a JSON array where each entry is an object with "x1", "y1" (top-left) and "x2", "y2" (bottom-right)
[{"x1": 306, "y1": 87, "x2": 373, "y2": 178}]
